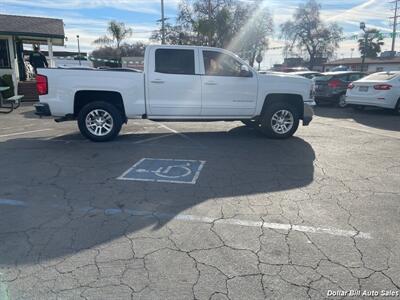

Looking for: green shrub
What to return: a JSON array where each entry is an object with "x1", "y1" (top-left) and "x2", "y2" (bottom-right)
[{"x1": 0, "y1": 74, "x2": 14, "y2": 98}]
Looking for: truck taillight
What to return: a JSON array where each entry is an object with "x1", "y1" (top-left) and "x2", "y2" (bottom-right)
[
  {"x1": 373, "y1": 84, "x2": 392, "y2": 90},
  {"x1": 347, "y1": 83, "x2": 355, "y2": 90},
  {"x1": 328, "y1": 79, "x2": 341, "y2": 89},
  {"x1": 36, "y1": 75, "x2": 48, "y2": 95}
]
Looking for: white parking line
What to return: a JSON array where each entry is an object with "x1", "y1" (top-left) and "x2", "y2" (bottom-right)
[
  {"x1": 0, "y1": 129, "x2": 53, "y2": 138},
  {"x1": 159, "y1": 123, "x2": 206, "y2": 147},
  {"x1": 0, "y1": 198, "x2": 372, "y2": 239}
]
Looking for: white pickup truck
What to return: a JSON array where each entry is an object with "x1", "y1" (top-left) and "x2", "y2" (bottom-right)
[{"x1": 34, "y1": 45, "x2": 315, "y2": 142}]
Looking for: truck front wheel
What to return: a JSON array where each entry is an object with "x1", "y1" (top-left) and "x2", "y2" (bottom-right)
[
  {"x1": 77, "y1": 101, "x2": 123, "y2": 142},
  {"x1": 259, "y1": 102, "x2": 299, "y2": 139}
]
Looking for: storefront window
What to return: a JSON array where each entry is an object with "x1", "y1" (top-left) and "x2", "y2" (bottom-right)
[{"x1": 0, "y1": 40, "x2": 11, "y2": 69}]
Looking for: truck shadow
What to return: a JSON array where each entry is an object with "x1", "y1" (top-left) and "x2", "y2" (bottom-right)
[{"x1": 0, "y1": 128, "x2": 315, "y2": 266}]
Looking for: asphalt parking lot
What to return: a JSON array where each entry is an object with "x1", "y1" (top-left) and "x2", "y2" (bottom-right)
[{"x1": 0, "y1": 104, "x2": 399, "y2": 300}]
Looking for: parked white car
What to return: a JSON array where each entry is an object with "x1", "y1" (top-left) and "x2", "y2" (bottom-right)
[
  {"x1": 346, "y1": 71, "x2": 400, "y2": 114},
  {"x1": 35, "y1": 45, "x2": 315, "y2": 142}
]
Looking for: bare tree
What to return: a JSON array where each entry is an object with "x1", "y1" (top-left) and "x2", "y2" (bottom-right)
[
  {"x1": 280, "y1": 0, "x2": 342, "y2": 70},
  {"x1": 151, "y1": 0, "x2": 273, "y2": 66}
]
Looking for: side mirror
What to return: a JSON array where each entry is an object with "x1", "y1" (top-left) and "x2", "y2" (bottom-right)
[{"x1": 240, "y1": 65, "x2": 252, "y2": 77}]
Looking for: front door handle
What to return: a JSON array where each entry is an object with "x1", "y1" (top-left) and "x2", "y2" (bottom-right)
[
  {"x1": 204, "y1": 81, "x2": 217, "y2": 86},
  {"x1": 151, "y1": 79, "x2": 165, "y2": 84}
]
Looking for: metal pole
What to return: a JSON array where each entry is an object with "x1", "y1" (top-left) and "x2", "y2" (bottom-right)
[
  {"x1": 208, "y1": 0, "x2": 212, "y2": 45},
  {"x1": 161, "y1": 0, "x2": 165, "y2": 45},
  {"x1": 392, "y1": 0, "x2": 398, "y2": 52},
  {"x1": 361, "y1": 31, "x2": 367, "y2": 72},
  {"x1": 77, "y1": 35, "x2": 81, "y2": 66}
]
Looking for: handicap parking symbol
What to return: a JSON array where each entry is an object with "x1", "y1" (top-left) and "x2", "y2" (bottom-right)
[{"x1": 117, "y1": 158, "x2": 206, "y2": 184}]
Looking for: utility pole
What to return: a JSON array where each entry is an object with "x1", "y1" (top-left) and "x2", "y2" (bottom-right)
[
  {"x1": 76, "y1": 35, "x2": 81, "y2": 66},
  {"x1": 208, "y1": 0, "x2": 212, "y2": 46},
  {"x1": 390, "y1": 0, "x2": 400, "y2": 52},
  {"x1": 360, "y1": 22, "x2": 367, "y2": 72},
  {"x1": 161, "y1": 0, "x2": 166, "y2": 44}
]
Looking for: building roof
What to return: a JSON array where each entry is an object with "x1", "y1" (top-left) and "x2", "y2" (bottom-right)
[
  {"x1": 322, "y1": 71, "x2": 364, "y2": 75},
  {"x1": 324, "y1": 56, "x2": 400, "y2": 66},
  {"x1": 0, "y1": 14, "x2": 64, "y2": 45},
  {"x1": 24, "y1": 50, "x2": 87, "y2": 57}
]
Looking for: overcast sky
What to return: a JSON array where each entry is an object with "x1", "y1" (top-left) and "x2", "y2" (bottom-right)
[{"x1": 0, "y1": 0, "x2": 396, "y2": 66}]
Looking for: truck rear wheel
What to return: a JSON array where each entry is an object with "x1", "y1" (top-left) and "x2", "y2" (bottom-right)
[
  {"x1": 259, "y1": 102, "x2": 299, "y2": 139},
  {"x1": 77, "y1": 101, "x2": 123, "y2": 142}
]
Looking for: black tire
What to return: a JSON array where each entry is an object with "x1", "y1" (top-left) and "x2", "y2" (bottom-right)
[
  {"x1": 337, "y1": 94, "x2": 347, "y2": 108},
  {"x1": 259, "y1": 102, "x2": 300, "y2": 139},
  {"x1": 395, "y1": 99, "x2": 400, "y2": 115},
  {"x1": 77, "y1": 101, "x2": 123, "y2": 142}
]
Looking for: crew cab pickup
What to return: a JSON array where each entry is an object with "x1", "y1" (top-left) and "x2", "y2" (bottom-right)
[{"x1": 35, "y1": 45, "x2": 315, "y2": 142}]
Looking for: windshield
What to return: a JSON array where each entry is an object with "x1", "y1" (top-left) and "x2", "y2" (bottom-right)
[{"x1": 363, "y1": 72, "x2": 399, "y2": 81}]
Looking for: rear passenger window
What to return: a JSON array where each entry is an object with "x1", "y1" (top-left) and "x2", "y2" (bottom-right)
[{"x1": 155, "y1": 49, "x2": 195, "y2": 75}]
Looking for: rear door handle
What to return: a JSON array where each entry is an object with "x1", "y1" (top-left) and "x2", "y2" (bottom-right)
[
  {"x1": 151, "y1": 79, "x2": 165, "y2": 84},
  {"x1": 205, "y1": 81, "x2": 217, "y2": 86}
]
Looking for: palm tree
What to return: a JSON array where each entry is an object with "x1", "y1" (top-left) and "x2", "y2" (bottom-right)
[
  {"x1": 94, "y1": 20, "x2": 133, "y2": 49},
  {"x1": 358, "y1": 29, "x2": 384, "y2": 58}
]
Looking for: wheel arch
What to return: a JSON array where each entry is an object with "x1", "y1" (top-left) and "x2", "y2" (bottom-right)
[
  {"x1": 74, "y1": 90, "x2": 126, "y2": 121},
  {"x1": 261, "y1": 93, "x2": 304, "y2": 118}
]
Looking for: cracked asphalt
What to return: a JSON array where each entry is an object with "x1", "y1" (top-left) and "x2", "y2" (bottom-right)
[{"x1": 0, "y1": 104, "x2": 399, "y2": 300}]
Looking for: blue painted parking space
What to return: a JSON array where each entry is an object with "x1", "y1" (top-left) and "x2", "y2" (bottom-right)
[{"x1": 117, "y1": 158, "x2": 206, "y2": 184}]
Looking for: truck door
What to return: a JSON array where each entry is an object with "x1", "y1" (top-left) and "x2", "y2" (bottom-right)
[
  {"x1": 200, "y1": 50, "x2": 258, "y2": 116},
  {"x1": 146, "y1": 48, "x2": 201, "y2": 116}
]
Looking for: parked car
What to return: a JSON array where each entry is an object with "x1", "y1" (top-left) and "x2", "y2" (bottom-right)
[
  {"x1": 292, "y1": 71, "x2": 322, "y2": 79},
  {"x1": 314, "y1": 71, "x2": 366, "y2": 107},
  {"x1": 346, "y1": 71, "x2": 400, "y2": 114},
  {"x1": 34, "y1": 45, "x2": 315, "y2": 142}
]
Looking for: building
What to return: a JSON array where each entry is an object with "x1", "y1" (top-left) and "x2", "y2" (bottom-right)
[
  {"x1": 0, "y1": 14, "x2": 65, "y2": 98},
  {"x1": 271, "y1": 57, "x2": 327, "y2": 72},
  {"x1": 323, "y1": 56, "x2": 400, "y2": 73}
]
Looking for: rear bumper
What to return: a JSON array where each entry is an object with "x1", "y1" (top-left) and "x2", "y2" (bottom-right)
[
  {"x1": 34, "y1": 103, "x2": 51, "y2": 116},
  {"x1": 315, "y1": 95, "x2": 340, "y2": 103},
  {"x1": 345, "y1": 96, "x2": 396, "y2": 109},
  {"x1": 303, "y1": 103, "x2": 314, "y2": 126}
]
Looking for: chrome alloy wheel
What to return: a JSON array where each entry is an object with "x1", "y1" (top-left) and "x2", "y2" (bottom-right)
[
  {"x1": 270, "y1": 109, "x2": 294, "y2": 134},
  {"x1": 85, "y1": 109, "x2": 114, "y2": 137}
]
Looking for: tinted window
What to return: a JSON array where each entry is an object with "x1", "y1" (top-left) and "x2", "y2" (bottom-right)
[
  {"x1": 333, "y1": 74, "x2": 350, "y2": 81},
  {"x1": 155, "y1": 49, "x2": 195, "y2": 75},
  {"x1": 348, "y1": 73, "x2": 363, "y2": 81},
  {"x1": 0, "y1": 40, "x2": 11, "y2": 69},
  {"x1": 203, "y1": 51, "x2": 242, "y2": 77}
]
